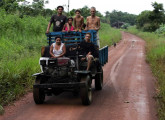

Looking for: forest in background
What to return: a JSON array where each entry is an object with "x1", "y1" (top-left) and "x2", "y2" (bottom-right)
[{"x1": 0, "y1": 0, "x2": 137, "y2": 26}]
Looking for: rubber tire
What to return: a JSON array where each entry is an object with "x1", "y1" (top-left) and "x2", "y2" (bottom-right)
[
  {"x1": 80, "y1": 75, "x2": 92, "y2": 105},
  {"x1": 95, "y1": 67, "x2": 103, "y2": 90},
  {"x1": 33, "y1": 76, "x2": 45, "y2": 104}
]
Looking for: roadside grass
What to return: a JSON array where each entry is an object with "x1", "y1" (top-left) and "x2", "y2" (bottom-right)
[
  {"x1": 0, "y1": 10, "x2": 121, "y2": 114},
  {"x1": 0, "y1": 10, "x2": 47, "y2": 114},
  {"x1": 126, "y1": 26, "x2": 165, "y2": 120},
  {"x1": 100, "y1": 23, "x2": 121, "y2": 47}
]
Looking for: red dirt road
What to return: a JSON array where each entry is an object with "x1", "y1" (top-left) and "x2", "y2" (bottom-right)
[{"x1": 0, "y1": 32, "x2": 157, "y2": 120}]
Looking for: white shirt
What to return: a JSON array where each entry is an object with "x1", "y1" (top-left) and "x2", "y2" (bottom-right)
[{"x1": 52, "y1": 43, "x2": 64, "y2": 57}]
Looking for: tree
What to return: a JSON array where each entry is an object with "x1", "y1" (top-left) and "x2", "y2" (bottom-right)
[
  {"x1": 68, "y1": 8, "x2": 76, "y2": 17},
  {"x1": 136, "y1": 2, "x2": 165, "y2": 32},
  {"x1": 80, "y1": 6, "x2": 90, "y2": 18},
  {"x1": 0, "y1": 0, "x2": 23, "y2": 13},
  {"x1": 136, "y1": 10, "x2": 151, "y2": 29},
  {"x1": 149, "y1": 2, "x2": 165, "y2": 31},
  {"x1": 96, "y1": 11, "x2": 103, "y2": 18},
  {"x1": 109, "y1": 10, "x2": 137, "y2": 26},
  {"x1": 100, "y1": 11, "x2": 110, "y2": 24}
]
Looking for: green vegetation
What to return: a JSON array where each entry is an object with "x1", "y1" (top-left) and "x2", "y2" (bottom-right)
[
  {"x1": 127, "y1": 26, "x2": 165, "y2": 120},
  {"x1": 105, "y1": 10, "x2": 137, "y2": 26},
  {"x1": 0, "y1": 9, "x2": 47, "y2": 109},
  {"x1": 0, "y1": 105, "x2": 4, "y2": 115},
  {"x1": 136, "y1": 2, "x2": 165, "y2": 32},
  {"x1": 100, "y1": 23, "x2": 121, "y2": 47},
  {"x1": 155, "y1": 24, "x2": 165, "y2": 36}
]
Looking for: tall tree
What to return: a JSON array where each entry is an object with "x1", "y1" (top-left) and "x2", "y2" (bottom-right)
[
  {"x1": 136, "y1": 2, "x2": 165, "y2": 31},
  {"x1": 136, "y1": 10, "x2": 151, "y2": 30},
  {"x1": 149, "y1": 2, "x2": 165, "y2": 31},
  {"x1": 0, "y1": 0, "x2": 24, "y2": 13},
  {"x1": 80, "y1": 6, "x2": 90, "y2": 18},
  {"x1": 109, "y1": 10, "x2": 137, "y2": 26}
]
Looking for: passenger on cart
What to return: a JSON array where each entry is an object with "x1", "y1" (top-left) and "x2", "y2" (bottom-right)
[
  {"x1": 73, "y1": 9, "x2": 84, "y2": 32},
  {"x1": 49, "y1": 36, "x2": 66, "y2": 58},
  {"x1": 79, "y1": 33, "x2": 97, "y2": 71},
  {"x1": 85, "y1": 7, "x2": 100, "y2": 48},
  {"x1": 62, "y1": 17, "x2": 75, "y2": 32},
  {"x1": 46, "y1": 6, "x2": 68, "y2": 33}
]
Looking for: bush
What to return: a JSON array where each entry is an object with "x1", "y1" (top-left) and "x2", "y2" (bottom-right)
[
  {"x1": 0, "y1": 10, "x2": 48, "y2": 108},
  {"x1": 155, "y1": 24, "x2": 165, "y2": 36},
  {"x1": 121, "y1": 23, "x2": 130, "y2": 29},
  {"x1": 99, "y1": 23, "x2": 121, "y2": 47}
]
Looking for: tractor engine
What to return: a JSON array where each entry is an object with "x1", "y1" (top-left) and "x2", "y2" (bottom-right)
[{"x1": 39, "y1": 57, "x2": 71, "y2": 78}]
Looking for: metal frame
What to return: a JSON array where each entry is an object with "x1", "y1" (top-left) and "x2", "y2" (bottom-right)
[{"x1": 46, "y1": 30, "x2": 108, "y2": 66}]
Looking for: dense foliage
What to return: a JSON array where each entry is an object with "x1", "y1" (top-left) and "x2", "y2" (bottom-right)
[
  {"x1": 136, "y1": 2, "x2": 165, "y2": 32},
  {"x1": 105, "y1": 10, "x2": 137, "y2": 26},
  {"x1": 155, "y1": 24, "x2": 165, "y2": 36},
  {"x1": 0, "y1": 9, "x2": 48, "y2": 109},
  {"x1": 0, "y1": 0, "x2": 53, "y2": 17}
]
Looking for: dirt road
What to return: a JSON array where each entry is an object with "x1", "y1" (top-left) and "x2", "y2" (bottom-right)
[{"x1": 0, "y1": 32, "x2": 157, "y2": 120}]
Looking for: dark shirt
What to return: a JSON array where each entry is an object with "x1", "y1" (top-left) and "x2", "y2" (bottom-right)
[
  {"x1": 79, "y1": 41, "x2": 96, "y2": 57},
  {"x1": 50, "y1": 15, "x2": 67, "y2": 32}
]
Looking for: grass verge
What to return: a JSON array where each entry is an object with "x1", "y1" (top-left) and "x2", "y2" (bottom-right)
[{"x1": 100, "y1": 23, "x2": 121, "y2": 47}]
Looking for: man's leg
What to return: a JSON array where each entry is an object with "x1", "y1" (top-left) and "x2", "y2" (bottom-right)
[
  {"x1": 96, "y1": 32, "x2": 100, "y2": 48},
  {"x1": 86, "y1": 55, "x2": 93, "y2": 71}
]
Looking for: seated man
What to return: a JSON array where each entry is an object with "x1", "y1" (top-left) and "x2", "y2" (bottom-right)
[{"x1": 79, "y1": 33, "x2": 97, "y2": 71}]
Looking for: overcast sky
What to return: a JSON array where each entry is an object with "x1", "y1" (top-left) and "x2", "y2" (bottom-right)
[{"x1": 27, "y1": 0, "x2": 165, "y2": 15}]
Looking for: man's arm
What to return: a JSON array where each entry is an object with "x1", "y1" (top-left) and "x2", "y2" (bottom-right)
[
  {"x1": 85, "y1": 17, "x2": 89, "y2": 31},
  {"x1": 62, "y1": 24, "x2": 66, "y2": 32},
  {"x1": 46, "y1": 15, "x2": 54, "y2": 33},
  {"x1": 86, "y1": 51, "x2": 92, "y2": 56},
  {"x1": 80, "y1": 17, "x2": 84, "y2": 32},
  {"x1": 46, "y1": 22, "x2": 51, "y2": 34},
  {"x1": 73, "y1": 17, "x2": 76, "y2": 28},
  {"x1": 96, "y1": 17, "x2": 100, "y2": 31}
]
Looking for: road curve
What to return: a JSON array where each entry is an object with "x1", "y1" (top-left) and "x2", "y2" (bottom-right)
[{"x1": 0, "y1": 32, "x2": 157, "y2": 120}]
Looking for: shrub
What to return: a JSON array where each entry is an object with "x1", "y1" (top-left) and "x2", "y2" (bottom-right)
[{"x1": 155, "y1": 24, "x2": 165, "y2": 36}]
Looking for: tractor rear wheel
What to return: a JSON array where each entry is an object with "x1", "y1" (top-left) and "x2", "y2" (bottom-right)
[
  {"x1": 95, "y1": 67, "x2": 103, "y2": 90},
  {"x1": 80, "y1": 75, "x2": 92, "y2": 105}
]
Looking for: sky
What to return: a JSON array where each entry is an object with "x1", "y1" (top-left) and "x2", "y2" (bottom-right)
[{"x1": 26, "y1": 0, "x2": 165, "y2": 15}]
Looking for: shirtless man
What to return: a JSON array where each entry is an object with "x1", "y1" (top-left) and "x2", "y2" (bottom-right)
[
  {"x1": 85, "y1": 7, "x2": 100, "y2": 47},
  {"x1": 73, "y1": 9, "x2": 84, "y2": 32}
]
